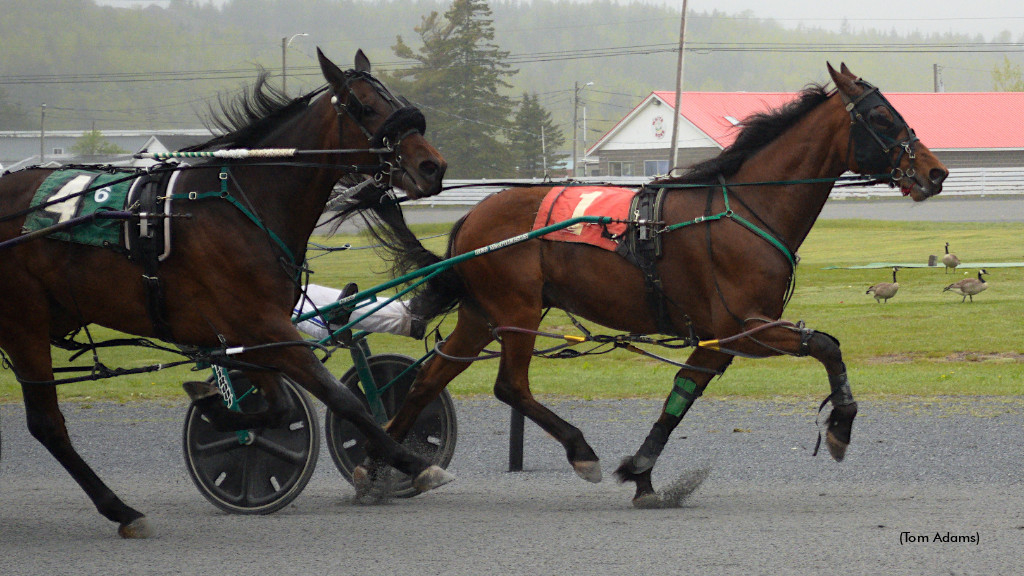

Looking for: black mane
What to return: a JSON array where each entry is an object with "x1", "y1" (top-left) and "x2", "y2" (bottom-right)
[
  {"x1": 663, "y1": 84, "x2": 832, "y2": 185},
  {"x1": 185, "y1": 73, "x2": 325, "y2": 151}
]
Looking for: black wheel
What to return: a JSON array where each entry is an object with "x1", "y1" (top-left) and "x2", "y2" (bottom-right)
[
  {"x1": 326, "y1": 353, "x2": 457, "y2": 498},
  {"x1": 183, "y1": 373, "x2": 319, "y2": 514}
]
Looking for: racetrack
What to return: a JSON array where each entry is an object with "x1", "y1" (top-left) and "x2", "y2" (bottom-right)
[{"x1": 2, "y1": 396, "x2": 1022, "y2": 575}]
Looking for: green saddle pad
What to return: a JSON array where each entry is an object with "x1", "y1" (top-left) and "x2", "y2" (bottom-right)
[{"x1": 23, "y1": 169, "x2": 136, "y2": 247}]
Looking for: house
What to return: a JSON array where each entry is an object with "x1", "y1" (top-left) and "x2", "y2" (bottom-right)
[
  {"x1": 585, "y1": 91, "x2": 1024, "y2": 195},
  {"x1": 0, "y1": 129, "x2": 212, "y2": 173}
]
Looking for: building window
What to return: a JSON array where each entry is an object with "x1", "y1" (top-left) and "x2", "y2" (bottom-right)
[
  {"x1": 52, "y1": 147, "x2": 64, "y2": 155},
  {"x1": 644, "y1": 160, "x2": 669, "y2": 177},
  {"x1": 608, "y1": 161, "x2": 633, "y2": 177}
]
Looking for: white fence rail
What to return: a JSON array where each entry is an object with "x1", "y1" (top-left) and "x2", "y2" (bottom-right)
[{"x1": 404, "y1": 169, "x2": 1024, "y2": 206}]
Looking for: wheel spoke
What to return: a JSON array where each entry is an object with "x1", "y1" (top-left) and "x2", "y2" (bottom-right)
[
  {"x1": 251, "y1": 432, "x2": 309, "y2": 466},
  {"x1": 192, "y1": 435, "x2": 246, "y2": 457}
]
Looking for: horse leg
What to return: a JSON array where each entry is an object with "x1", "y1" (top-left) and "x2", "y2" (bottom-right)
[
  {"x1": 385, "y1": 305, "x2": 494, "y2": 443},
  {"x1": 264, "y1": 345, "x2": 453, "y2": 493},
  {"x1": 7, "y1": 335, "x2": 150, "y2": 538},
  {"x1": 710, "y1": 322, "x2": 858, "y2": 461},
  {"x1": 494, "y1": 328, "x2": 602, "y2": 482},
  {"x1": 614, "y1": 348, "x2": 734, "y2": 504}
]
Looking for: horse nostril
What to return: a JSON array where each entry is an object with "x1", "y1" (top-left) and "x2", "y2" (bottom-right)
[
  {"x1": 930, "y1": 167, "x2": 948, "y2": 185},
  {"x1": 419, "y1": 160, "x2": 438, "y2": 177}
]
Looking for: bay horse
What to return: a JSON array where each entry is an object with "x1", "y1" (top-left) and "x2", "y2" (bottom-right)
[
  {"x1": 0, "y1": 49, "x2": 449, "y2": 537},
  {"x1": 368, "y1": 64, "x2": 948, "y2": 505}
]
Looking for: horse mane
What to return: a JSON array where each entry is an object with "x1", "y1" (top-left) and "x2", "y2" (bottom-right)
[
  {"x1": 185, "y1": 72, "x2": 326, "y2": 151},
  {"x1": 661, "y1": 84, "x2": 832, "y2": 185}
]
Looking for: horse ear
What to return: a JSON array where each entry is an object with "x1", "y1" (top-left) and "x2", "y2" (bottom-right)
[
  {"x1": 317, "y1": 47, "x2": 346, "y2": 88},
  {"x1": 828, "y1": 62, "x2": 858, "y2": 96},
  {"x1": 839, "y1": 62, "x2": 857, "y2": 78},
  {"x1": 354, "y1": 49, "x2": 371, "y2": 73}
]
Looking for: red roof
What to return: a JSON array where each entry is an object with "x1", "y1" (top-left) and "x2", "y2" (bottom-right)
[{"x1": 650, "y1": 91, "x2": 1024, "y2": 150}]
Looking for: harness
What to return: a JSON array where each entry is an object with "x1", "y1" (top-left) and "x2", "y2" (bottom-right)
[
  {"x1": 329, "y1": 69, "x2": 427, "y2": 188},
  {"x1": 838, "y1": 79, "x2": 920, "y2": 187}
]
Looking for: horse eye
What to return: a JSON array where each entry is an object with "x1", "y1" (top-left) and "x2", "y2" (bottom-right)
[{"x1": 869, "y1": 109, "x2": 894, "y2": 129}]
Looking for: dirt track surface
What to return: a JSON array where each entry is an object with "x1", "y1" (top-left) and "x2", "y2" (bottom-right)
[{"x1": 2, "y1": 396, "x2": 1023, "y2": 575}]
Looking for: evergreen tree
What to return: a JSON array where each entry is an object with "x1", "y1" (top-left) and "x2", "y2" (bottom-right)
[
  {"x1": 506, "y1": 92, "x2": 566, "y2": 179},
  {"x1": 390, "y1": 0, "x2": 517, "y2": 178}
]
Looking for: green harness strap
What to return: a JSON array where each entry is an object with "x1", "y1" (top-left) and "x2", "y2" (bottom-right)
[
  {"x1": 660, "y1": 180, "x2": 796, "y2": 268},
  {"x1": 170, "y1": 167, "x2": 297, "y2": 265}
]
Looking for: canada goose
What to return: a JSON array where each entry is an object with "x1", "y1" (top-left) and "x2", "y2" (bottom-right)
[
  {"x1": 941, "y1": 242, "x2": 960, "y2": 274},
  {"x1": 866, "y1": 266, "x2": 900, "y2": 303},
  {"x1": 943, "y1": 269, "x2": 988, "y2": 302}
]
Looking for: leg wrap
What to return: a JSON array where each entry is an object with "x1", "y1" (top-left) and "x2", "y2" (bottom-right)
[
  {"x1": 828, "y1": 371, "x2": 855, "y2": 406},
  {"x1": 665, "y1": 376, "x2": 701, "y2": 417}
]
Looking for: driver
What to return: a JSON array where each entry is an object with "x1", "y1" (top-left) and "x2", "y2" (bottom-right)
[{"x1": 294, "y1": 283, "x2": 426, "y2": 341}]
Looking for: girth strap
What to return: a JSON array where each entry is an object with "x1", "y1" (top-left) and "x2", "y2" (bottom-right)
[
  {"x1": 127, "y1": 171, "x2": 174, "y2": 341},
  {"x1": 615, "y1": 185, "x2": 675, "y2": 335}
]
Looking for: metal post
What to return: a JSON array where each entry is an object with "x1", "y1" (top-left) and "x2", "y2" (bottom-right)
[
  {"x1": 509, "y1": 408, "x2": 524, "y2": 471},
  {"x1": 281, "y1": 37, "x2": 288, "y2": 95},
  {"x1": 572, "y1": 81, "x2": 579, "y2": 177},
  {"x1": 39, "y1": 103, "x2": 46, "y2": 163},
  {"x1": 281, "y1": 33, "x2": 308, "y2": 95},
  {"x1": 668, "y1": 0, "x2": 688, "y2": 173}
]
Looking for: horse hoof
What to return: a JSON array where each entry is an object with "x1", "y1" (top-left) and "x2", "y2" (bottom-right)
[
  {"x1": 352, "y1": 466, "x2": 373, "y2": 495},
  {"x1": 632, "y1": 493, "x2": 661, "y2": 509},
  {"x1": 572, "y1": 460, "x2": 602, "y2": 483},
  {"x1": 825, "y1": 431, "x2": 849, "y2": 462},
  {"x1": 118, "y1": 517, "x2": 152, "y2": 539},
  {"x1": 413, "y1": 465, "x2": 455, "y2": 493}
]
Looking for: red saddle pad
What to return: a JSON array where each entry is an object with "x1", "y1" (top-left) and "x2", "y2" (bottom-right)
[{"x1": 533, "y1": 186, "x2": 633, "y2": 251}]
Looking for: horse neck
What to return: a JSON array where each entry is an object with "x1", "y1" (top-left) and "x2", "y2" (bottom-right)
[
  {"x1": 728, "y1": 97, "x2": 850, "y2": 252},
  {"x1": 241, "y1": 95, "x2": 349, "y2": 263}
]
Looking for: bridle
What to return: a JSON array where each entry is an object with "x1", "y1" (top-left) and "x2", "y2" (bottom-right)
[
  {"x1": 838, "y1": 79, "x2": 920, "y2": 190},
  {"x1": 328, "y1": 69, "x2": 428, "y2": 187}
]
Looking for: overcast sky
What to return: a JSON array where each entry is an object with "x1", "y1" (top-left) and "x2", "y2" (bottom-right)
[
  {"x1": 652, "y1": 0, "x2": 1024, "y2": 39},
  {"x1": 99, "y1": 0, "x2": 1024, "y2": 40}
]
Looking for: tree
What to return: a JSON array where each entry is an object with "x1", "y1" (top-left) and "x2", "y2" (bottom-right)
[
  {"x1": 992, "y1": 57, "x2": 1024, "y2": 91},
  {"x1": 390, "y1": 0, "x2": 517, "y2": 178},
  {"x1": 71, "y1": 129, "x2": 127, "y2": 156},
  {"x1": 506, "y1": 92, "x2": 566, "y2": 179}
]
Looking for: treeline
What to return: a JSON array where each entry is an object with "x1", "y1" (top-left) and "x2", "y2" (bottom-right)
[{"x1": 1, "y1": 0, "x2": 1020, "y2": 140}]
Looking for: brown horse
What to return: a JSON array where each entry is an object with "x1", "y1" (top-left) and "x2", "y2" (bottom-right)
[
  {"x1": 370, "y1": 64, "x2": 948, "y2": 505},
  {"x1": 0, "y1": 49, "x2": 448, "y2": 537}
]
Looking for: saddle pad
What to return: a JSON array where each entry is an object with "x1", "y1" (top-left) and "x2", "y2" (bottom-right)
[
  {"x1": 23, "y1": 169, "x2": 133, "y2": 247},
  {"x1": 532, "y1": 186, "x2": 633, "y2": 251}
]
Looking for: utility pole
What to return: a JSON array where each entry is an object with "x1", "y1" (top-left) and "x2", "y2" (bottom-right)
[
  {"x1": 668, "y1": 0, "x2": 688, "y2": 173},
  {"x1": 39, "y1": 103, "x2": 46, "y2": 163},
  {"x1": 281, "y1": 33, "x2": 308, "y2": 95},
  {"x1": 572, "y1": 81, "x2": 592, "y2": 177},
  {"x1": 933, "y1": 64, "x2": 944, "y2": 93},
  {"x1": 541, "y1": 123, "x2": 547, "y2": 178}
]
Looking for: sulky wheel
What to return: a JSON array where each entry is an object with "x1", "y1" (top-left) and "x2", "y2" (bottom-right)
[
  {"x1": 326, "y1": 353, "x2": 457, "y2": 498},
  {"x1": 183, "y1": 373, "x2": 319, "y2": 515}
]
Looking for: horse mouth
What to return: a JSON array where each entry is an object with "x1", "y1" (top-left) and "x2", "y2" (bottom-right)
[
  {"x1": 901, "y1": 176, "x2": 941, "y2": 202},
  {"x1": 394, "y1": 165, "x2": 445, "y2": 200}
]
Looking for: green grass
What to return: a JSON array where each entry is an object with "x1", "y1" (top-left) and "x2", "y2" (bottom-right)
[{"x1": 3, "y1": 218, "x2": 1023, "y2": 403}]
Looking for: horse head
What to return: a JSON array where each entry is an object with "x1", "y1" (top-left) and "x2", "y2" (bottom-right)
[
  {"x1": 317, "y1": 48, "x2": 447, "y2": 199},
  {"x1": 828, "y1": 63, "x2": 948, "y2": 201}
]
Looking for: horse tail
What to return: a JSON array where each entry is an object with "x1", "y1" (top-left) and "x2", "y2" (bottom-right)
[{"x1": 359, "y1": 199, "x2": 466, "y2": 322}]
